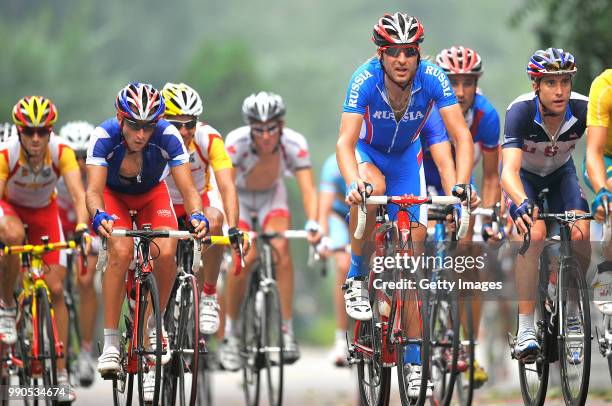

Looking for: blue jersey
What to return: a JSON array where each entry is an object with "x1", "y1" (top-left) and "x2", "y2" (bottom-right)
[
  {"x1": 319, "y1": 154, "x2": 349, "y2": 217},
  {"x1": 343, "y1": 58, "x2": 456, "y2": 154},
  {"x1": 87, "y1": 118, "x2": 189, "y2": 194},
  {"x1": 423, "y1": 92, "x2": 500, "y2": 190}
]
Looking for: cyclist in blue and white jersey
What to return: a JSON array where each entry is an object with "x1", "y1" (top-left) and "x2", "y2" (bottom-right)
[
  {"x1": 337, "y1": 12, "x2": 478, "y2": 397},
  {"x1": 500, "y1": 48, "x2": 590, "y2": 364},
  {"x1": 87, "y1": 82, "x2": 208, "y2": 402}
]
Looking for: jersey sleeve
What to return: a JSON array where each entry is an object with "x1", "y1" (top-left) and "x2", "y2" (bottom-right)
[
  {"x1": 0, "y1": 149, "x2": 8, "y2": 181},
  {"x1": 342, "y1": 61, "x2": 376, "y2": 115},
  {"x1": 58, "y1": 144, "x2": 79, "y2": 175},
  {"x1": 421, "y1": 105, "x2": 449, "y2": 147},
  {"x1": 161, "y1": 124, "x2": 190, "y2": 167},
  {"x1": 319, "y1": 155, "x2": 339, "y2": 193},
  {"x1": 587, "y1": 74, "x2": 611, "y2": 128},
  {"x1": 502, "y1": 103, "x2": 526, "y2": 149},
  {"x1": 475, "y1": 108, "x2": 500, "y2": 150},
  {"x1": 284, "y1": 130, "x2": 312, "y2": 172},
  {"x1": 208, "y1": 134, "x2": 233, "y2": 171},
  {"x1": 86, "y1": 126, "x2": 111, "y2": 167},
  {"x1": 420, "y1": 61, "x2": 457, "y2": 109}
]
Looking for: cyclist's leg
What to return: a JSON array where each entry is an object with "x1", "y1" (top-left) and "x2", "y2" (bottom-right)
[
  {"x1": 329, "y1": 213, "x2": 350, "y2": 364},
  {"x1": 0, "y1": 201, "x2": 24, "y2": 305},
  {"x1": 77, "y1": 254, "x2": 98, "y2": 351}
]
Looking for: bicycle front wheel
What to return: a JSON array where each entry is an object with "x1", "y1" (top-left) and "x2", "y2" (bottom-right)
[
  {"x1": 558, "y1": 259, "x2": 591, "y2": 406},
  {"x1": 455, "y1": 296, "x2": 475, "y2": 406},
  {"x1": 36, "y1": 287, "x2": 58, "y2": 406},
  {"x1": 262, "y1": 283, "x2": 283, "y2": 406},
  {"x1": 242, "y1": 274, "x2": 261, "y2": 406},
  {"x1": 136, "y1": 275, "x2": 162, "y2": 406}
]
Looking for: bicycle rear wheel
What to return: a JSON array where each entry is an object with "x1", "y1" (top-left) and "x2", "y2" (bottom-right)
[
  {"x1": 36, "y1": 287, "x2": 58, "y2": 406},
  {"x1": 429, "y1": 286, "x2": 460, "y2": 406},
  {"x1": 262, "y1": 283, "x2": 283, "y2": 406},
  {"x1": 163, "y1": 275, "x2": 200, "y2": 406},
  {"x1": 558, "y1": 259, "x2": 591, "y2": 406},
  {"x1": 136, "y1": 275, "x2": 162, "y2": 406},
  {"x1": 242, "y1": 274, "x2": 261, "y2": 406}
]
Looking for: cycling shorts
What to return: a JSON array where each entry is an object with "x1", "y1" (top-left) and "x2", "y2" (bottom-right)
[
  {"x1": 0, "y1": 199, "x2": 66, "y2": 266},
  {"x1": 328, "y1": 212, "x2": 349, "y2": 251},
  {"x1": 506, "y1": 159, "x2": 589, "y2": 216},
  {"x1": 356, "y1": 141, "x2": 426, "y2": 224},
  {"x1": 103, "y1": 182, "x2": 178, "y2": 230},
  {"x1": 237, "y1": 181, "x2": 290, "y2": 231},
  {"x1": 581, "y1": 153, "x2": 612, "y2": 193}
]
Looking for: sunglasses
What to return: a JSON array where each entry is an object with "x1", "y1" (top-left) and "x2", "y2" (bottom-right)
[
  {"x1": 20, "y1": 127, "x2": 51, "y2": 137},
  {"x1": 381, "y1": 45, "x2": 419, "y2": 58},
  {"x1": 167, "y1": 119, "x2": 197, "y2": 130},
  {"x1": 124, "y1": 118, "x2": 157, "y2": 132},
  {"x1": 251, "y1": 124, "x2": 280, "y2": 136}
]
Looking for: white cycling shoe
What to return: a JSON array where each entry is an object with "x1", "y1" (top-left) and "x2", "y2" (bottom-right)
[
  {"x1": 343, "y1": 278, "x2": 372, "y2": 321},
  {"x1": 199, "y1": 293, "x2": 221, "y2": 335}
]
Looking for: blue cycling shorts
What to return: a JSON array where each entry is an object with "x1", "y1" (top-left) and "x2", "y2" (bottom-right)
[{"x1": 356, "y1": 140, "x2": 426, "y2": 224}]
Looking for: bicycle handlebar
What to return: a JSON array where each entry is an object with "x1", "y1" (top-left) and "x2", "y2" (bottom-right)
[
  {"x1": 354, "y1": 195, "x2": 465, "y2": 240},
  {"x1": 1, "y1": 240, "x2": 77, "y2": 256},
  {"x1": 603, "y1": 195, "x2": 611, "y2": 242},
  {"x1": 519, "y1": 210, "x2": 594, "y2": 254}
]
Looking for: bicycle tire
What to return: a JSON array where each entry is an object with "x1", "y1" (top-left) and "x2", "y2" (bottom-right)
[
  {"x1": 455, "y1": 296, "x2": 475, "y2": 406},
  {"x1": 136, "y1": 275, "x2": 162, "y2": 406},
  {"x1": 162, "y1": 277, "x2": 179, "y2": 406},
  {"x1": 262, "y1": 283, "x2": 284, "y2": 406},
  {"x1": 429, "y1": 285, "x2": 460, "y2": 406},
  {"x1": 64, "y1": 272, "x2": 82, "y2": 388},
  {"x1": 36, "y1": 287, "x2": 58, "y2": 406},
  {"x1": 196, "y1": 346, "x2": 214, "y2": 406},
  {"x1": 516, "y1": 250, "x2": 550, "y2": 406},
  {"x1": 396, "y1": 268, "x2": 431, "y2": 406},
  {"x1": 558, "y1": 258, "x2": 591, "y2": 406},
  {"x1": 608, "y1": 352, "x2": 612, "y2": 385},
  {"x1": 112, "y1": 300, "x2": 134, "y2": 406},
  {"x1": 355, "y1": 318, "x2": 391, "y2": 406},
  {"x1": 242, "y1": 272, "x2": 261, "y2": 406}
]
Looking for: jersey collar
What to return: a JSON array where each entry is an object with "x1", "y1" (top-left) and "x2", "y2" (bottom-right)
[{"x1": 533, "y1": 96, "x2": 576, "y2": 133}]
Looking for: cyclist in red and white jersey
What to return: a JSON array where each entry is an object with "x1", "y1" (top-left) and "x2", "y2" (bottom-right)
[
  {"x1": 0, "y1": 96, "x2": 90, "y2": 402},
  {"x1": 162, "y1": 82, "x2": 245, "y2": 336},
  {"x1": 220, "y1": 92, "x2": 321, "y2": 369}
]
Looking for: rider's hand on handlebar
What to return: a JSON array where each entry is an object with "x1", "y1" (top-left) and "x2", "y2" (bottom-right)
[
  {"x1": 511, "y1": 198, "x2": 537, "y2": 235},
  {"x1": 228, "y1": 226, "x2": 250, "y2": 256},
  {"x1": 304, "y1": 220, "x2": 322, "y2": 245},
  {"x1": 189, "y1": 211, "x2": 209, "y2": 239},
  {"x1": 592, "y1": 187, "x2": 612, "y2": 223},
  {"x1": 74, "y1": 223, "x2": 91, "y2": 255},
  {"x1": 93, "y1": 209, "x2": 115, "y2": 239},
  {"x1": 452, "y1": 184, "x2": 481, "y2": 209},
  {"x1": 345, "y1": 179, "x2": 370, "y2": 205}
]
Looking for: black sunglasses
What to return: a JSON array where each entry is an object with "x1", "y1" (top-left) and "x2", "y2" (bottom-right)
[
  {"x1": 251, "y1": 124, "x2": 280, "y2": 136},
  {"x1": 124, "y1": 118, "x2": 157, "y2": 131},
  {"x1": 20, "y1": 127, "x2": 51, "y2": 137},
  {"x1": 167, "y1": 119, "x2": 197, "y2": 130},
  {"x1": 381, "y1": 46, "x2": 419, "y2": 58}
]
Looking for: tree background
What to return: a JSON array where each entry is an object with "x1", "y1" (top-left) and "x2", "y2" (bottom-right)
[{"x1": 1, "y1": 0, "x2": 609, "y2": 344}]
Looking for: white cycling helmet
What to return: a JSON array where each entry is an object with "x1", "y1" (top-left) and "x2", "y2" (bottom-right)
[
  {"x1": 59, "y1": 121, "x2": 95, "y2": 152},
  {"x1": 242, "y1": 91, "x2": 286, "y2": 123},
  {"x1": 162, "y1": 82, "x2": 203, "y2": 117},
  {"x1": 0, "y1": 122, "x2": 17, "y2": 143}
]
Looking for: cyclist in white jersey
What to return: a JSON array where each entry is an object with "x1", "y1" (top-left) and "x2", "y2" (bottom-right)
[
  {"x1": 220, "y1": 92, "x2": 321, "y2": 369},
  {"x1": 162, "y1": 83, "x2": 245, "y2": 336}
]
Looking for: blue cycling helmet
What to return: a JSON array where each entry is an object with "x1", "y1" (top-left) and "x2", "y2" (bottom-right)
[{"x1": 115, "y1": 82, "x2": 165, "y2": 122}]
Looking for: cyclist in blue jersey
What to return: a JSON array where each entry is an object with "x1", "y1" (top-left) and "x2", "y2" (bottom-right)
[
  {"x1": 500, "y1": 49, "x2": 590, "y2": 364},
  {"x1": 432, "y1": 46, "x2": 502, "y2": 386},
  {"x1": 317, "y1": 153, "x2": 351, "y2": 367},
  {"x1": 86, "y1": 82, "x2": 208, "y2": 402},
  {"x1": 337, "y1": 12, "x2": 478, "y2": 398}
]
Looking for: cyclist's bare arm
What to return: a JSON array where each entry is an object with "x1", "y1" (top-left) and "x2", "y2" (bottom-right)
[
  {"x1": 214, "y1": 167, "x2": 239, "y2": 228},
  {"x1": 170, "y1": 162, "x2": 205, "y2": 235},
  {"x1": 429, "y1": 141, "x2": 456, "y2": 195},
  {"x1": 85, "y1": 165, "x2": 107, "y2": 217},
  {"x1": 481, "y1": 147, "x2": 501, "y2": 207},
  {"x1": 317, "y1": 189, "x2": 335, "y2": 236},
  {"x1": 586, "y1": 125, "x2": 609, "y2": 191},
  {"x1": 337, "y1": 112, "x2": 365, "y2": 203},
  {"x1": 439, "y1": 104, "x2": 474, "y2": 184},
  {"x1": 295, "y1": 168, "x2": 321, "y2": 244},
  {"x1": 0, "y1": 178, "x2": 5, "y2": 201},
  {"x1": 62, "y1": 168, "x2": 90, "y2": 225},
  {"x1": 500, "y1": 147, "x2": 528, "y2": 205}
]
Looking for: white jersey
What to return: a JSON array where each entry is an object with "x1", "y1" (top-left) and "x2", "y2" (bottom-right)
[{"x1": 224, "y1": 126, "x2": 312, "y2": 190}]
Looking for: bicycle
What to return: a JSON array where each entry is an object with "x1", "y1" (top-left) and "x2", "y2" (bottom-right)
[
  {"x1": 162, "y1": 221, "x2": 243, "y2": 406},
  {"x1": 0, "y1": 236, "x2": 82, "y2": 406},
  {"x1": 63, "y1": 246, "x2": 84, "y2": 388},
  {"x1": 349, "y1": 192, "x2": 466, "y2": 406},
  {"x1": 240, "y1": 214, "x2": 314, "y2": 406},
  {"x1": 510, "y1": 209, "x2": 593, "y2": 406},
  {"x1": 595, "y1": 194, "x2": 612, "y2": 382}
]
